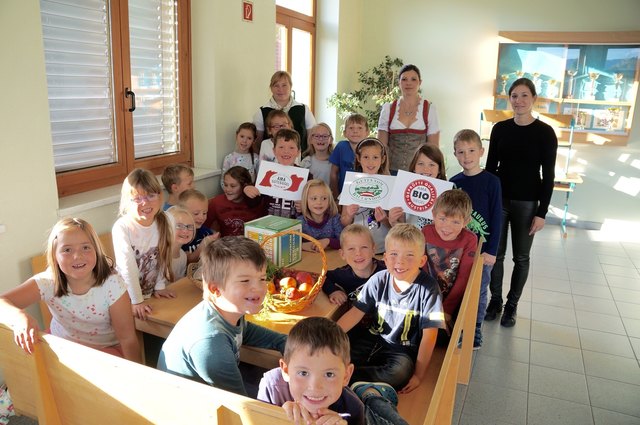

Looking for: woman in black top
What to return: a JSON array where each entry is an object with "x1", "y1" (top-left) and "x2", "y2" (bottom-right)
[{"x1": 485, "y1": 78, "x2": 558, "y2": 327}]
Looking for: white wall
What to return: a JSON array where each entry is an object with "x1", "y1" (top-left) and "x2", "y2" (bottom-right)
[{"x1": 353, "y1": 0, "x2": 640, "y2": 230}]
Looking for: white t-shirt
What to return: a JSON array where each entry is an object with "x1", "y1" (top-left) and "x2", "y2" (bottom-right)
[
  {"x1": 35, "y1": 270, "x2": 127, "y2": 347},
  {"x1": 300, "y1": 155, "x2": 331, "y2": 186},
  {"x1": 377, "y1": 98, "x2": 440, "y2": 135},
  {"x1": 172, "y1": 250, "x2": 187, "y2": 280}
]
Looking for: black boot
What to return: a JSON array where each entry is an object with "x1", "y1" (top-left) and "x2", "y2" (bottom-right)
[
  {"x1": 500, "y1": 303, "x2": 517, "y2": 327},
  {"x1": 485, "y1": 298, "x2": 503, "y2": 321}
]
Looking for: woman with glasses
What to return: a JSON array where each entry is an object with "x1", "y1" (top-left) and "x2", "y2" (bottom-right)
[
  {"x1": 377, "y1": 64, "x2": 441, "y2": 175},
  {"x1": 253, "y1": 70, "x2": 316, "y2": 153},
  {"x1": 300, "y1": 123, "x2": 335, "y2": 186}
]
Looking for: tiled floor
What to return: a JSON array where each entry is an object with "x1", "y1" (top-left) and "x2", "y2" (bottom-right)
[{"x1": 453, "y1": 225, "x2": 640, "y2": 425}]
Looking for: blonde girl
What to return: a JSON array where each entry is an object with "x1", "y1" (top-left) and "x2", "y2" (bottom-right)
[
  {"x1": 221, "y1": 122, "x2": 259, "y2": 186},
  {"x1": 112, "y1": 168, "x2": 175, "y2": 321},
  {"x1": 0, "y1": 218, "x2": 140, "y2": 362},
  {"x1": 341, "y1": 138, "x2": 391, "y2": 254},
  {"x1": 389, "y1": 144, "x2": 448, "y2": 229},
  {"x1": 299, "y1": 179, "x2": 343, "y2": 252},
  {"x1": 166, "y1": 206, "x2": 196, "y2": 279},
  {"x1": 300, "y1": 123, "x2": 334, "y2": 186}
]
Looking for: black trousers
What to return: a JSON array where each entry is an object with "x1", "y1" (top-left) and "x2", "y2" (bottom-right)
[{"x1": 490, "y1": 199, "x2": 538, "y2": 306}]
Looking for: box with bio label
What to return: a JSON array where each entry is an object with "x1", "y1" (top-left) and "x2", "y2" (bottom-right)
[{"x1": 244, "y1": 215, "x2": 302, "y2": 268}]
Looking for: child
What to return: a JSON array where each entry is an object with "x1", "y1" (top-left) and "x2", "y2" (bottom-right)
[
  {"x1": 337, "y1": 224, "x2": 445, "y2": 393},
  {"x1": 450, "y1": 129, "x2": 502, "y2": 347},
  {"x1": 0, "y1": 218, "x2": 140, "y2": 362},
  {"x1": 322, "y1": 224, "x2": 386, "y2": 307},
  {"x1": 161, "y1": 163, "x2": 195, "y2": 210},
  {"x1": 300, "y1": 123, "x2": 334, "y2": 186},
  {"x1": 299, "y1": 179, "x2": 343, "y2": 252},
  {"x1": 113, "y1": 168, "x2": 175, "y2": 321},
  {"x1": 341, "y1": 138, "x2": 391, "y2": 255},
  {"x1": 422, "y1": 189, "x2": 478, "y2": 333},
  {"x1": 178, "y1": 189, "x2": 218, "y2": 263},
  {"x1": 205, "y1": 166, "x2": 267, "y2": 237},
  {"x1": 157, "y1": 236, "x2": 287, "y2": 396},
  {"x1": 258, "y1": 317, "x2": 409, "y2": 425},
  {"x1": 259, "y1": 110, "x2": 294, "y2": 164},
  {"x1": 389, "y1": 144, "x2": 447, "y2": 230},
  {"x1": 221, "y1": 122, "x2": 259, "y2": 186},
  {"x1": 329, "y1": 114, "x2": 369, "y2": 199},
  {"x1": 245, "y1": 129, "x2": 307, "y2": 219},
  {"x1": 166, "y1": 206, "x2": 196, "y2": 279}
]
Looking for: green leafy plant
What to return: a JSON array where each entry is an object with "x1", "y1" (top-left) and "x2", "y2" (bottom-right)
[{"x1": 327, "y1": 56, "x2": 405, "y2": 133}]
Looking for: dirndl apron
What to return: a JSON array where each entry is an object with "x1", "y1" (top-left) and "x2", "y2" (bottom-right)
[{"x1": 387, "y1": 100, "x2": 430, "y2": 173}]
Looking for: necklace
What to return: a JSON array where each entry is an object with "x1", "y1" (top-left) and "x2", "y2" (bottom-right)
[
  {"x1": 403, "y1": 110, "x2": 415, "y2": 117},
  {"x1": 401, "y1": 98, "x2": 418, "y2": 117}
]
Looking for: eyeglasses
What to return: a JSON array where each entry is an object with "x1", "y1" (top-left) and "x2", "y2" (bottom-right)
[
  {"x1": 312, "y1": 134, "x2": 331, "y2": 141},
  {"x1": 269, "y1": 124, "x2": 287, "y2": 130},
  {"x1": 175, "y1": 223, "x2": 195, "y2": 231},
  {"x1": 130, "y1": 193, "x2": 160, "y2": 204}
]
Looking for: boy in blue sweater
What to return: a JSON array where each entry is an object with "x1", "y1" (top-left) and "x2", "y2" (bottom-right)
[
  {"x1": 450, "y1": 129, "x2": 502, "y2": 348},
  {"x1": 157, "y1": 236, "x2": 286, "y2": 396}
]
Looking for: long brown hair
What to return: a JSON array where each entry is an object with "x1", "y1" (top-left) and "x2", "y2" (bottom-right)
[
  {"x1": 119, "y1": 168, "x2": 174, "y2": 282},
  {"x1": 408, "y1": 144, "x2": 447, "y2": 180},
  {"x1": 46, "y1": 218, "x2": 114, "y2": 297},
  {"x1": 354, "y1": 138, "x2": 390, "y2": 175}
]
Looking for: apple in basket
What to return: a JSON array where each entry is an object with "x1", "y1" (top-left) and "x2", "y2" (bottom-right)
[{"x1": 285, "y1": 287, "x2": 303, "y2": 300}]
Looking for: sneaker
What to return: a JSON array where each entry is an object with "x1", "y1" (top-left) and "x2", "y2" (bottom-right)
[
  {"x1": 351, "y1": 381, "x2": 398, "y2": 406},
  {"x1": 473, "y1": 339, "x2": 482, "y2": 350},
  {"x1": 500, "y1": 303, "x2": 517, "y2": 327},
  {"x1": 484, "y1": 298, "x2": 503, "y2": 321}
]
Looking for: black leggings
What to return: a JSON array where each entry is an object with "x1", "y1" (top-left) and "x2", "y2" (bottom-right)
[{"x1": 490, "y1": 199, "x2": 538, "y2": 306}]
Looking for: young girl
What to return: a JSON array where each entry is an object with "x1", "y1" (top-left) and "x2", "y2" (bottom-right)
[
  {"x1": 112, "y1": 168, "x2": 175, "y2": 321},
  {"x1": 245, "y1": 129, "x2": 307, "y2": 219},
  {"x1": 389, "y1": 144, "x2": 447, "y2": 230},
  {"x1": 299, "y1": 179, "x2": 343, "y2": 252},
  {"x1": 341, "y1": 138, "x2": 391, "y2": 254},
  {"x1": 221, "y1": 122, "x2": 259, "y2": 186},
  {"x1": 205, "y1": 166, "x2": 266, "y2": 236},
  {"x1": 300, "y1": 123, "x2": 334, "y2": 187},
  {"x1": 0, "y1": 218, "x2": 140, "y2": 362},
  {"x1": 166, "y1": 206, "x2": 195, "y2": 279},
  {"x1": 259, "y1": 110, "x2": 294, "y2": 163}
]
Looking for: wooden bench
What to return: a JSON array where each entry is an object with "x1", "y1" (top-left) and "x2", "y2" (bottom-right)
[
  {"x1": 0, "y1": 323, "x2": 294, "y2": 424},
  {"x1": 397, "y1": 244, "x2": 483, "y2": 425}
]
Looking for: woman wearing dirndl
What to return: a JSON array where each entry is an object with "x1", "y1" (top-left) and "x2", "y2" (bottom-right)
[{"x1": 377, "y1": 64, "x2": 440, "y2": 174}]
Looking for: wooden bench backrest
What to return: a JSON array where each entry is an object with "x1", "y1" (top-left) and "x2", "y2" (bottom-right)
[
  {"x1": 31, "y1": 233, "x2": 114, "y2": 329},
  {"x1": 397, "y1": 243, "x2": 483, "y2": 425},
  {"x1": 0, "y1": 323, "x2": 294, "y2": 425}
]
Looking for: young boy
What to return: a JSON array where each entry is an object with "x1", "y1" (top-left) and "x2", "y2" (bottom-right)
[
  {"x1": 450, "y1": 129, "x2": 502, "y2": 343},
  {"x1": 337, "y1": 224, "x2": 445, "y2": 393},
  {"x1": 161, "y1": 163, "x2": 195, "y2": 210},
  {"x1": 422, "y1": 189, "x2": 478, "y2": 333},
  {"x1": 323, "y1": 224, "x2": 386, "y2": 307},
  {"x1": 178, "y1": 189, "x2": 218, "y2": 263},
  {"x1": 245, "y1": 128, "x2": 307, "y2": 219},
  {"x1": 329, "y1": 114, "x2": 369, "y2": 198},
  {"x1": 258, "y1": 317, "x2": 408, "y2": 425},
  {"x1": 157, "y1": 236, "x2": 286, "y2": 396}
]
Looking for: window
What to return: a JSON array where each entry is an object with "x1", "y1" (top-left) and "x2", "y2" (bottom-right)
[
  {"x1": 275, "y1": 1, "x2": 315, "y2": 110},
  {"x1": 40, "y1": 0, "x2": 192, "y2": 196}
]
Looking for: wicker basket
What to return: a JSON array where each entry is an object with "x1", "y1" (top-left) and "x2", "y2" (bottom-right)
[
  {"x1": 187, "y1": 230, "x2": 327, "y2": 314},
  {"x1": 261, "y1": 230, "x2": 327, "y2": 314}
]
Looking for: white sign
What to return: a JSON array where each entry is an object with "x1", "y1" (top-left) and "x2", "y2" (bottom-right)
[
  {"x1": 339, "y1": 172, "x2": 396, "y2": 209},
  {"x1": 255, "y1": 161, "x2": 309, "y2": 201},
  {"x1": 387, "y1": 170, "x2": 454, "y2": 219}
]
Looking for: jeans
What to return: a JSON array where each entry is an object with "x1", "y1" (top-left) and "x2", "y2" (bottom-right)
[
  {"x1": 490, "y1": 199, "x2": 537, "y2": 307},
  {"x1": 349, "y1": 329, "x2": 415, "y2": 390},
  {"x1": 364, "y1": 395, "x2": 410, "y2": 425},
  {"x1": 475, "y1": 263, "x2": 493, "y2": 342}
]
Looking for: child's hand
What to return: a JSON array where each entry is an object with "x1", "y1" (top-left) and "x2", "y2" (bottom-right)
[
  {"x1": 481, "y1": 252, "x2": 496, "y2": 266},
  {"x1": 314, "y1": 408, "x2": 348, "y2": 425},
  {"x1": 12, "y1": 311, "x2": 40, "y2": 354},
  {"x1": 344, "y1": 204, "x2": 359, "y2": 218},
  {"x1": 282, "y1": 401, "x2": 315, "y2": 425},
  {"x1": 132, "y1": 302, "x2": 153, "y2": 320},
  {"x1": 374, "y1": 206, "x2": 387, "y2": 222},
  {"x1": 243, "y1": 185, "x2": 260, "y2": 198},
  {"x1": 302, "y1": 241, "x2": 316, "y2": 252},
  {"x1": 294, "y1": 200, "x2": 302, "y2": 214},
  {"x1": 328, "y1": 290, "x2": 347, "y2": 305},
  {"x1": 388, "y1": 207, "x2": 405, "y2": 226},
  {"x1": 153, "y1": 289, "x2": 176, "y2": 299},
  {"x1": 203, "y1": 232, "x2": 220, "y2": 244},
  {"x1": 399, "y1": 374, "x2": 421, "y2": 394}
]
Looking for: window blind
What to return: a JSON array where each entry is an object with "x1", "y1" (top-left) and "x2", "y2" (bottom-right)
[{"x1": 41, "y1": 0, "x2": 116, "y2": 172}]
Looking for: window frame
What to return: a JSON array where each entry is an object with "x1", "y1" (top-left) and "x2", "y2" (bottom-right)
[{"x1": 54, "y1": 0, "x2": 193, "y2": 197}]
